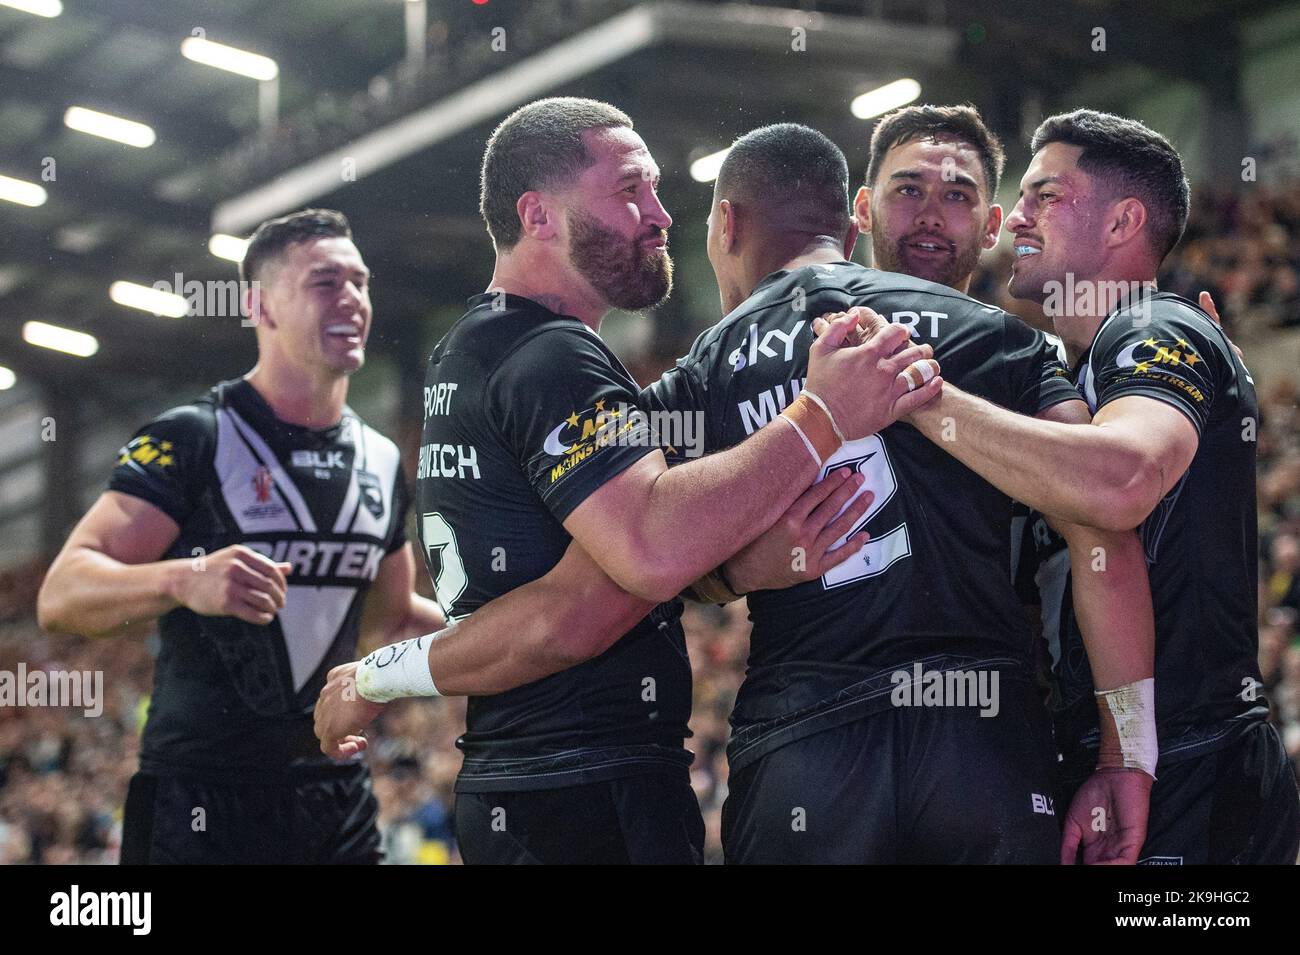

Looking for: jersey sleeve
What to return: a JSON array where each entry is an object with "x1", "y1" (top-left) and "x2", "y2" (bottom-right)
[
  {"x1": 640, "y1": 357, "x2": 711, "y2": 466},
  {"x1": 488, "y1": 326, "x2": 660, "y2": 523},
  {"x1": 1089, "y1": 300, "x2": 1222, "y2": 434},
  {"x1": 1003, "y1": 315, "x2": 1079, "y2": 416},
  {"x1": 106, "y1": 404, "x2": 213, "y2": 528}
]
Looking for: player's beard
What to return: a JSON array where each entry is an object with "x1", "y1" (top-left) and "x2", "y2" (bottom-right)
[
  {"x1": 566, "y1": 208, "x2": 673, "y2": 311},
  {"x1": 874, "y1": 228, "x2": 982, "y2": 291},
  {"x1": 1007, "y1": 258, "x2": 1049, "y2": 304}
]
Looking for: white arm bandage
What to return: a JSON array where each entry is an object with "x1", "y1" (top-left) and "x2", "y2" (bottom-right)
[
  {"x1": 1095, "y1": 677, "x2": 1157, "y2": 777},
  {"x1": 354, "y1": 635, "x2": 441, "y2": 703}
]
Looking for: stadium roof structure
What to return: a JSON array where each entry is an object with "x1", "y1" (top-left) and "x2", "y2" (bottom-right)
[
  {"x1": 0, "y1": 0, "x2": 1289, "y2": 559},
  {"x1": 1, "y1": 0, "x2": 1280, "y2": 388}
]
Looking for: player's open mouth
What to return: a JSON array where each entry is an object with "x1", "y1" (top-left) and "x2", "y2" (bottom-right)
[
  {"x1": 326, "y1": 323, "x2": 364, "y2": 343},
  {"x1": 1013, "y1": 244, "x2": 1042, "y2": 257},
  {"x1": 907, "y1": 238, "x2": 951, "y2": 255}
]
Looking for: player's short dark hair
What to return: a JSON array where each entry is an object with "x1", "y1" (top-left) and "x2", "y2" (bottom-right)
[
  {"x1": 866, "y1": 103, "x2": 1005, "y2": 198},
  {"x1": 240, "y1": 208, "x2": 352, "y2": 284},
  {"x1": 480, "y1": 97, "x2": 634, "y2": 249},
  {"x1": 716, "y1": 123, "x2": 851, "y2": 236},
  {"x1": 1031, "y1": 109, "x2": 1190, "y2": 262}
]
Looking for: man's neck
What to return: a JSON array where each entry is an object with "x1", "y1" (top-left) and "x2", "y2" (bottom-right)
[
  {"x1": 733, "y1": 239, "x2": 845, "y2": 310},
  {"x1": 1049, "y1": 268, "x2": 1159, "y2": 368},
  {"x1": 245, "y1": 363, "x2": 347, "y2": 429},
  {"x1": 779, "y1": 243, "x2": 849, "y2": 275},
  {"x1": 490, "y1": 251, "x2": 606, "y2": 331}
]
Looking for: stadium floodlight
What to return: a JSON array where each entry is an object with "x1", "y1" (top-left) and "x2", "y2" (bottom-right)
[
  {"x1": 64, "y1": 107, "x2": 156, "y2": 148},
  {"x1": 109, "y1": 281, "x2": 189, "y2": 318},
  {"x1": 0, "y1": 366, "x2": 15, "y2": 390},
  {"x1": 851, "y1": 78, "x2": 922, "y2": 119},
  {"x1": 214, "y1": 6, "x2": 955, "y2": 232},
  {"x1": 181, "y1": 37, "x2": 279, "y2": 81},
  {"x1": 690, "y1": 147, "x2": 731, "y2": 184},
  {"x1": 22, "y1": 321, "x2": 99, "y2": 358},
  {"x1": 0, "y1": 173, "x2": 47, "y2": 207},
  {"x1": 0, "y1": 0, "x2": 62, "y2": 17},
  {"x1": 209, "y1": 234, "x2": 250, "y2": 263},
  {"x1": 214, "y1": 5, "x2": 656, "y2": 231}
]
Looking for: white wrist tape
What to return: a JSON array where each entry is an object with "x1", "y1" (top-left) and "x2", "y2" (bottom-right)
[
  {"x1": 1095, "y1": 677, "x2": 1157, "y2": 777},
  {"x1": 355, "y1": 635, "x2": 441, "y2": 703},
  {"x1": 781, "y1": 414, "x2": 823, "y2": 469},
  {"x1": 898, "y1": 359, "x2": 937, "y2": 393},
  {"x1": 799, "y1": 388, "x2": 846, "y2": 444}
]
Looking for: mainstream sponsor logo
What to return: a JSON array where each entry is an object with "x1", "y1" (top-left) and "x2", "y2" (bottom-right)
[
  {"x1": 1113, "y1": 336, "x2": 1205, "y2": 402},
  {"x1": 117, "y1": 434, "x2": 175, "y2": 470},
  {"x1": 543, "y1": 400, "x2": 706, "y2": 483}
]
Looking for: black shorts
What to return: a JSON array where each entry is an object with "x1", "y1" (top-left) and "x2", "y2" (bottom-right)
[
  {"x1": 722, "y1": 676, "x2": 1061, "y2": 863},
  {"x1": 454, "y1": 772, "x2": 704, "y2": 864},
  {"x1": 1064, "y1": 720, "x2": 1300, "y2": 865},
  {"x1": 120, "y1": 763, "x2": 382, "y2": 865}
]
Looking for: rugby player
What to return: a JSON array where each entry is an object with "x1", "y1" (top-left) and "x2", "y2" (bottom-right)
[
  {"x1": 677, "y1": 123, "x2": 1150, "y2": 864},
  {"x1": 320, "y1": 119, "x2": 1124, "y2": 864},
  {"x1": 896, "y1": 109, "x2": 1300, "y2": 863},
  {"x1": 318, "y1": 98, "x2": 940, "y2": 865},
  {"x1": 37, "y1": 209, "x2": 445, "y2": 864},
  {"x1": 838, "y1": 104, "x2": 1156, "y2": 863}
]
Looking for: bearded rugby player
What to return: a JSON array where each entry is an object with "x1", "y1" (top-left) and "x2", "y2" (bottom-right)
[
  {"x1": 321, "y1": 119, "x2": 1115, "y2": 864},
  {"x1": 316, "y1": 98, "x2": 939, "y2": 865}
]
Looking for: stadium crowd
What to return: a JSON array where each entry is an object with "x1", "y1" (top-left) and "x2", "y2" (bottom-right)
[{"x1": 1, "y1": 177, "x2": 1298, "y2": 864}]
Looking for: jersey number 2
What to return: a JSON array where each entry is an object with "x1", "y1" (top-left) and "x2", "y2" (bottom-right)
[
  {"x1": 421, "y1": 511, "x2": 468, "y2": 613},
  {"x1": 820, "y1": 434, "x2": 911, "y2": 589}
]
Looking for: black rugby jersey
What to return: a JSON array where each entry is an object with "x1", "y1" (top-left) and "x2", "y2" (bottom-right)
[
  {"x1": 642, "y1": 261, "x2": 1079, "y2": 771},
  {"x1": 417, "y1": 292, "x2": 691, "y2": 793},
  {"x1": 1043, "y1": 293, "x2": 1267, "y2": 767},
  {"x1": 107, "y1": 378, "x2": 409, "y2": 781}
]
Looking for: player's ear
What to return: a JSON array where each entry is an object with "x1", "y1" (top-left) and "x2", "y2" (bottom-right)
[
  {"x1": 517, "y1": 191, "x2": 557, "y2": 242},
  {"x1": 717, "y1": 198, "x2": 736, "y2": 254},
  {"x1": 983, "y1": 204, "x2": 1003, "y2": 250},
  {"x1": 1107, "y1": 196, "x2": 1147, "y2": 249},
  {"x1": 853, "y1": 185, "x2": 873, "y2": 234},
  {"x1": 245, "y1": 282, "x2": 275, "y2": 330}
]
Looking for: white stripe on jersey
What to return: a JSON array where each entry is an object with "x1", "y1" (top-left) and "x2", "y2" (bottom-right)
[
  {"x1": 278, "y1": 586, "x2": 359, "y2": 692},
  {"x1": 218, "y1": 406, "x2": 318, "y2": 532},
  {"x1": 333, "y1": 417, "x2": 402, "y2": 539}
]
